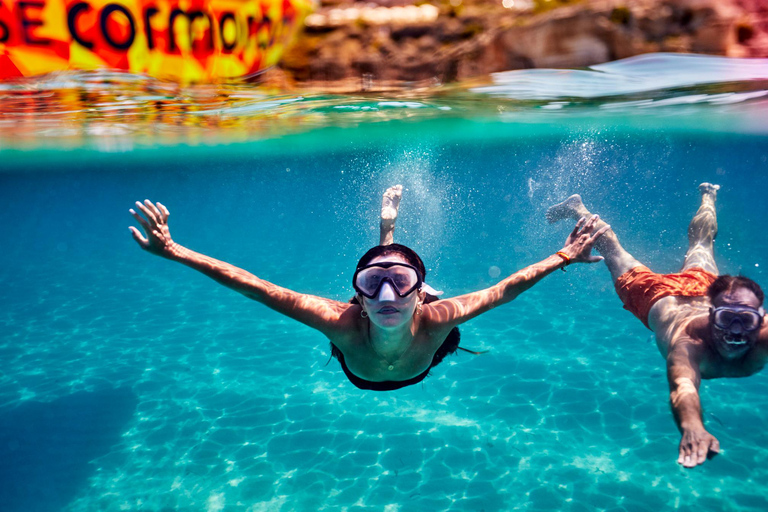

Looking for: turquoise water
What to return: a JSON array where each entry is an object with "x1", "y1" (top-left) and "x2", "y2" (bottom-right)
[{"x1": 2, "y1": 54, "x2": 768, "y2": 511}]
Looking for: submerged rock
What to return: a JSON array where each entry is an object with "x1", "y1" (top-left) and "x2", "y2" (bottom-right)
[{"x1": 271, "y1": 0, "x2": 768, "y2": 90}]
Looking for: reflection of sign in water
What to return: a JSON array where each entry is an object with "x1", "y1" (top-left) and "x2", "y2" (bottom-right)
[{"x1": 0, "y1": 0, "x2": 312, "y2": 81}]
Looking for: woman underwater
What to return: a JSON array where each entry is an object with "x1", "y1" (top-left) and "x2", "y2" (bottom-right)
[{"x1": 129, "y1": 186, "x2": 608, "y2": 391}]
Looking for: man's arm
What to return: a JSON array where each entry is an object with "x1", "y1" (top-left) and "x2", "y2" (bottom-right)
[{"x1": 667, "y1": 343, "x2": 720, "y2": 468}]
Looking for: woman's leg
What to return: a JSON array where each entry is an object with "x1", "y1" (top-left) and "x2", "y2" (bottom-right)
[
  {"x1": 379, "y1": 185, "x2": 402, "y2": 246},
  {"x1": 681, "y1": 183, "x2": 720, "y2": 274}
]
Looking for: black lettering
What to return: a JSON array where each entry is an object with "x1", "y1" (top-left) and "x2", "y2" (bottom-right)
[
  {"x1": 169, "y1": 8, "x2": 217, "y2": 53},
  {"x1": 168, "y1": 8, "x2": 183, "y2": 51},
  {"x1": 143, "y1": 6, "x2": 158, "y2": 50},
  {"x1": 0, "y1": 0, "x2": 8, "y2": 44},
  {"x1": 247, "y1": 15, "x2": 266, "y2": 49},
  {"x1": 219, "y1": 12, "x2": 236, "y2": 52},
  {"x1": 100, "y1": 4, "x2": 135, "y2": 50},
  {"x1": 67, "y1": 2, "x2": 93, "y2": 49},
  {"x1": 258, "y1": 15, "x2": 271, "y2": 49},
  {"x1": 187, "y1": 10, "x2": 213, "y2": 51},
  {"x1": 18, "y1": 1, "x2": 49, "y2": 45}
]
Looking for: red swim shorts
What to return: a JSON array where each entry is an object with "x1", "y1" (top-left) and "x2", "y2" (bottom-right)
[{"x1": 614, "y1": 265, "x2": 718, "y2": 329}]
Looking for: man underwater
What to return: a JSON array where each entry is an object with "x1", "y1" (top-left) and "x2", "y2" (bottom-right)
[{"x1": 548, "y1": 183, "x2": 767, "y2": 468}]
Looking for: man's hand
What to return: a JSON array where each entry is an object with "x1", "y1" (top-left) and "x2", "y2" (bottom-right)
[
  {"x1": 559, "y1": 215, "x2": 610, "y2": 264},
  {"x1": 129, "y1": 200, "x2": 174, "y2": 256},
  {"x1": 678, "y1": 427, "x2": 720, "y2": 468}
]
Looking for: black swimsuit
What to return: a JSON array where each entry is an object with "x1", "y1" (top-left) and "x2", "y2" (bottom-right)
[{"x1": 330, "y1": 326, "x2": 461, "y2": 391}]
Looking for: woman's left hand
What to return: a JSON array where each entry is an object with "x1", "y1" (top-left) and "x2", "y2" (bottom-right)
[
  {"x1": 129, "y1": 200, "x2": 175, "y2": 257},
  {"x1": 560, "y1": 215, "x2": 610, "y2": 264}
]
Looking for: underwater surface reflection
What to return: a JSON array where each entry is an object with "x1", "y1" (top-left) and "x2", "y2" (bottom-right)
[{"x1": 0, "y1": 54, "x2": 767, "y2": 152}]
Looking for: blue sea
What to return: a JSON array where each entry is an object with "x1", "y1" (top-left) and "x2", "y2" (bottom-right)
[{"x1": 2, "y1": 53, "x2": 768, "y2": 511}]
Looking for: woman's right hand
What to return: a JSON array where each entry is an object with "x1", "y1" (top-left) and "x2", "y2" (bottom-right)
[{"x1": 129, "y1": 200, "x2": 175, "y2": 256}]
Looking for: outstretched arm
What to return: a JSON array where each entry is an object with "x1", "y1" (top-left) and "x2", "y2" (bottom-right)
[
  {"x1": 129, "y1": 200, "x2": 354, "y2": 336},
  {"x1": 425, "y1": 215, "x2": 609, "y2": 328},
  {"x1": 667, "y1": 343, "x2": 720, "y2": 468}
]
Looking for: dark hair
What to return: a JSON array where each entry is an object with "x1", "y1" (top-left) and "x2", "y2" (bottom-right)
[
  {"x1": 707, "y1": 275, "x2": 764, "y2": 305},
  {"x1": 356, "y1": 243, "x2": 426, "y2": 279}
]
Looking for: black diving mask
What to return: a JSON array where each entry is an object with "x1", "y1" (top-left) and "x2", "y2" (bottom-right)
[
  {"x1": 712, "y1": 306, "x2": 764, "y2": 333},
  {"x1": 353, "y1": 262, "x2": 423, "y2": 299}
]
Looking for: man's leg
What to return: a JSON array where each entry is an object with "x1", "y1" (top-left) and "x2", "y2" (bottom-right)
[
  {"x1": 379, "y1": 185, "x2": 402, "y2": 246},
  {"x1": 547, "y1": 194, "x2": 643, "y2": 281},
  {"x1": 681, "y1": 183, "x2": 720, "y2": 274}
]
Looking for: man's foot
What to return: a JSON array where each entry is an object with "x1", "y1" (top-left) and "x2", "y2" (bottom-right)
[
  {"x1": 699, "y1": 183, "x2": 720, "y2": 198},
  {"x1": 381, "y1": 185, "x2": 402, "y2": 228},
  {"x1": 546, "y1": 194, "x2": 589, "y2": 223}
]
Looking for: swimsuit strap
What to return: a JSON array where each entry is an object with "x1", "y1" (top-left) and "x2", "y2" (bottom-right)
[{"x1": 332, "y1": 346, "x2": 430, "y2": 391}]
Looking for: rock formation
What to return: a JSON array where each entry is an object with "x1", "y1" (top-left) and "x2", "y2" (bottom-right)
[{"x1": 268, "y1": 0, "x2": 768, "y2": 90}]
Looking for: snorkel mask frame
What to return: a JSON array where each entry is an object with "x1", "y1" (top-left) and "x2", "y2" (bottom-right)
[
  {"x1": 352, "y1": 262, "x2": 424, "y2": 299},
  {"x1": 710, "y1": 305, "x2": 765, "y2": 333}
]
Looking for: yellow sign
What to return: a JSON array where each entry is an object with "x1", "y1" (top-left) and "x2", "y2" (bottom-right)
[{"x1": 0, "y1": 0, "x2": 312, "y2": 81}]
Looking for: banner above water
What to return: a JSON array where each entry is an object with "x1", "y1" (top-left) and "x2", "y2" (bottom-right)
[{"x1": 0, "y1": 0, "x2": 312, "y2": 81}]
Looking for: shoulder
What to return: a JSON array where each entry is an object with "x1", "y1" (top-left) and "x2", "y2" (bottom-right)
[
  {"x1": 665, "y1": 318, "x2": 708, "y2": 358},
  {"x1": 751, "y1": 329, "x2": 768, "y2": 365},
  {"x1": 309, "y1": 300, "x2": 366, "y2": 344},
  {"x1": 409, "y1": 306, "x2": 454, "y2": 350},
  {"x1": 758, "y1": 323, "x2": 768, "y2": 346},
  {"x1": 420, "y1": 302, "x2": 456, "y2": 332}
]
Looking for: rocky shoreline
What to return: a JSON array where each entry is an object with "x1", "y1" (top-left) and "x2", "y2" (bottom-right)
[{"x1": 265, "y1": 0, "x2": 768, "y2": 90}]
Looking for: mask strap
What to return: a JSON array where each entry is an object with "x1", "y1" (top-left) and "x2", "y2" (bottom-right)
[{"x1": 421, "y1": 283, "x2": 444, "y2": 296}]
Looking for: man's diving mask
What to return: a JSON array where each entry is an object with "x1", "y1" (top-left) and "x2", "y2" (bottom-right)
[{"x1": 711, "y1": 306, "x2": 765, "y2": 333}]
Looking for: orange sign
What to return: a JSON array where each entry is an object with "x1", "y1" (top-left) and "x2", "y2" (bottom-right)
[{"x1": 0, "y1": 0, "x2": 312, "y2": 81}]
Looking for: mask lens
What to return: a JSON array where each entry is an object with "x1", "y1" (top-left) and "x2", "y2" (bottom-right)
[
  {"x1": 740, "y1": 311, "x2": 761, "y2": 330},
  {"x1": 714, "y1": 309, "x2": 736, "y2": 328},
  {"x1": 388, "y1": 266, "x2": 418, "y2": 291},
  {"x1": 714, "y1": 308, "x2": 762, "y2": 332},
  {"x1": 355, "y1": 264, "x2": 419, "y2": 298},
  {"x1": 355, "y1": 268, "x2": 381, "y2": 295}
]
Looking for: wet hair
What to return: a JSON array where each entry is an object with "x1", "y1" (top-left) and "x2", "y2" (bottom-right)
[
  {"x1": 355, "y1": 243, "x2": 426, "y2": 279},
  {"x1": 707, "y1": 275, "x2": 764, "y2": 306}
]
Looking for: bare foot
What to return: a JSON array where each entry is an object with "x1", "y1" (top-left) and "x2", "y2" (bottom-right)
[
  {"x1": 379, "y1": 185, "x2": 402, "y2": 246},
  {"x1": 699, "y1": 183, "x2": 720, "y2": 198},
  {"x1": 546, "y1": 194, "x2": 589, "y2": 224},
  {"x1": 381, "y1": 185, "x2": 402, "y2": 228}
]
